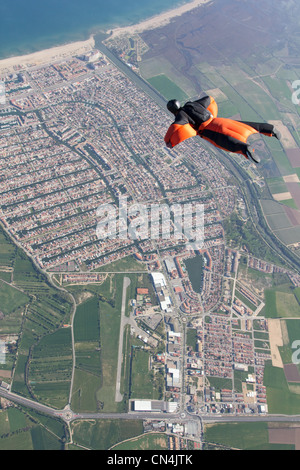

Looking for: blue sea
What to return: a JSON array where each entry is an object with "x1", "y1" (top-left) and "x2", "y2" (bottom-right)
[{"x1": 0, "y1": 0, "x2": 192, "y2": 59}]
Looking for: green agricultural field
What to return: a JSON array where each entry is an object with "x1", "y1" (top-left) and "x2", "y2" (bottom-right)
[
  {"x1": 278, "y1": 319, "x2": 300, "y2": 364},
  {"x1": 0, "y1": 281, "x2": 30, "y2": 315},
  {"x1": 263, "y1": 76, "x2": 295, "y2": 104},
  {"x1": 112, "y1": 432, "x2": 169, "y2": 450},
  {"x1": 28, "y1": 328, "x2": 73, "y2": 408},
  {"x1": 266, "y1": 177, "x2": 288, "y2": 195},
  {"x1": 95, "y1": 255, "x2": 147, "y2": 273},
  {"x1": 266, "y1": 140, "x2": 295, "y2": 176},
  {"x1": 294, "y1": 287, "x2": 300, "y2": 303},
  {"x1": 204, "y1": 421, "x2": 292, "y2": 450},
  {"x1": 139, "y1": 55, "x2": 198, "y2": 97},
  {"x1": 147, "y1": 74, "x2": 188, "y2": 102},
  {"x1": 97, "y1": 306, "x2": 122, "y2": 407},
  {"x1": 264, "y1": 362, "x2": 300, "y2": 414},
  {"x1": 186, "y1": 328, "x2": 197, "y2": 350},
  {"x1": 130, "y1": 348, "x2": 161, "y2": 400},
  {"x1": 72, "y1": 296, "x2": 103, "y2": 409},
  {"x1": 12, "y1": 303, "x2": 73, "y2": 406},
  {"x1": 280, "y1": 199, "x2": 298, "y2": 209},
  {"x1": 71, "y1": 368, "x2": 101, "y2": 412},
  {"x1": 260, "y1": 199, "x2": 286, "y2": 216},
  {"x1": 0, "y1": 407, "x2": 65, "y2": 450},
  {"x1": 196, "y1": 63, "x2": 229, "y2": 89},
  {"x1": 71, "y1": 419, "x2": 143, "y2": 450},
  {"x1": 217, "y1": 85, "x2": 262, "y2": 121},
  {"x1": 265, "y1": 212, "x2": 292, "y2": 231},
  {"x1": 276, "y1": 291, "x2": 300, "y2": 317},
  {"x1": 0, "y1": 230, "x2": 16, "y2": 267},
  {"x1": 275, "y1": 226, "x2": 300, "y2": 246},
  {"x1": 264, "y1": 287, "x2": 300, "y2": 318},
  {"x1": 74, "y1": 296, "x2": 100, "y2": 342},
  {"x1": 0, "y1": 307, "x2": 24, "y2": 336},
  {"x1": 0, "y1": 429, "x2": 33, "y2": 450},
  {"x1": 235, "y1": 81, "x2": 281, "y2": 121},
  {"x1": 213, "y1": 63, "x2": 250, "y2": 87},
  {"x1": 285, "y1": 319, "x2": 300, "y2": 347},
  {"x1": 13, "y1": 253, "x2": 40, "y2": 282},
  {"x1": 217, "y1": 100, "x2": 239, "y2": 118}
]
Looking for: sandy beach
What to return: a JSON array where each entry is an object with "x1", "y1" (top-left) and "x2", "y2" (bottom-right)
[
  {"x1": 0, "y1": 0, "x2": 209, "y2": 75},
  {"x1": 107, "y1": 0, "x2": 210, "y2": 37},
  {"x1": 0, "y1": 36, "x2": 95, "y2": 76}
]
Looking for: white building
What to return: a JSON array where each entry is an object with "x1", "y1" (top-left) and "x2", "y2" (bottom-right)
[{"x1": 151, "y1": 272, "x2": 166, "y2": 288}]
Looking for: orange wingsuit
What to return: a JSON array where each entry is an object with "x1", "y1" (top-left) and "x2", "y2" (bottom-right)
[{"x1": 164, "y1": 96, "x2": 277, "y2": 162}]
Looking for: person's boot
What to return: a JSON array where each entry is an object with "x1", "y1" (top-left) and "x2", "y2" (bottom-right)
[
  {"x1": 272, "y1": 128, "x2": 281, "y2": 140},
  {"x1": 245, "y1": 148, "x2": 260, "y2": 164}
]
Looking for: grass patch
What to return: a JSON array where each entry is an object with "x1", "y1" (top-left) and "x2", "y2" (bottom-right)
[
  {"x1": 0, "y1": 281, "x2": 30, "y2": 315},
  {"x1": 186, "y1": 328, "x2": 197, "y2": 350},
  {"x1": 204, "y1": 421, "x2": 290, "y2": 450},
  {"x1": 147, "y1": 74, "x2": 188, "y2": 102},
  {"x1": 74, "y1": 296, "x2": 100, "y2": 342},
  {"x1": 71, "y1": 368, "x2": 101, "y2": 412},
  {"x1": 71, "y1": 419, "x2": 143, "y2": 450},
  {"x1": 264, "y1": 361, "x2": 300, "y2": 414},
  {"x1": 94, "y1": 255, "x2": 146, "y2": 273},
  {"x1": 276, "y1": 291, "x2": 300, "y2": 318},
  {"x1": 130, "y1": 348, "x2": 160, "y2": 400},
  {"x1": 113, "y1": 432, "x2": 168, "y2": 450}
]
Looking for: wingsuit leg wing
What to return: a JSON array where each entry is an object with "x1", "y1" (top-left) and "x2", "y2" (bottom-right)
[
  {"x1": 199, "y1": 118, "x2": 259, "y2": 158},
  {"x1": 199, "y1": 120, "x2": 279, "y2": 162},
  {"x1": 237, "y1": 121, "x2": 275, "y2": 137}
]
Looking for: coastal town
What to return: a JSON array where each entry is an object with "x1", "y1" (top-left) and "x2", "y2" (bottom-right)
[{"x1": 1, "y1": 43, "x2": 300, "y2": 450}]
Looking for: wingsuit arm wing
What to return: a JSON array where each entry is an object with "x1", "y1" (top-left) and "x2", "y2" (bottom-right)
[{"x1": 164, "y1": 123, "x2": 197, "y2": 148}]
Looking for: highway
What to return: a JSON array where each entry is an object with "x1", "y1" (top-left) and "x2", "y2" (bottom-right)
[{"x1": 1, "y1": 384, "x2": 300, "y2": 425}]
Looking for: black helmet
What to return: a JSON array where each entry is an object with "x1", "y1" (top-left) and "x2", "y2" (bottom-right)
[{"x1": 167, "y1": 99, "x2": 181, "y2": 115}]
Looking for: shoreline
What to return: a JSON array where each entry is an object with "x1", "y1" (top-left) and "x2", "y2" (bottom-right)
[
  {"x1": 0, "y1": 36, "x2": 95, "y2": 76},
  {"x1": 0, "y1": 0, "x2": 209, "y2": 76},
  {"x1": 107, "y1": 0, "x2": 210, "y2": 37}
]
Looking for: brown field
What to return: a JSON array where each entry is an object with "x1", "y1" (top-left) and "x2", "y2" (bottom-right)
[
  {"x1": 286, "y1": 149, "x2": 300, "y2": 169},
  {"x1": 286, "y1": 182, "x2": 300, "y2": 208},
  {"x1": 0, "y1": 370, "x2": 11, "y2": 379},
  {"x1": 269, "y1": 427, "x2": 300, "y2": 450},
  {"x1": 284, "y1": 364, "x2": 300, "y2": 383},
  {"x1": 284, "y1": 206, "x2": 300, "y2": 226}
]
